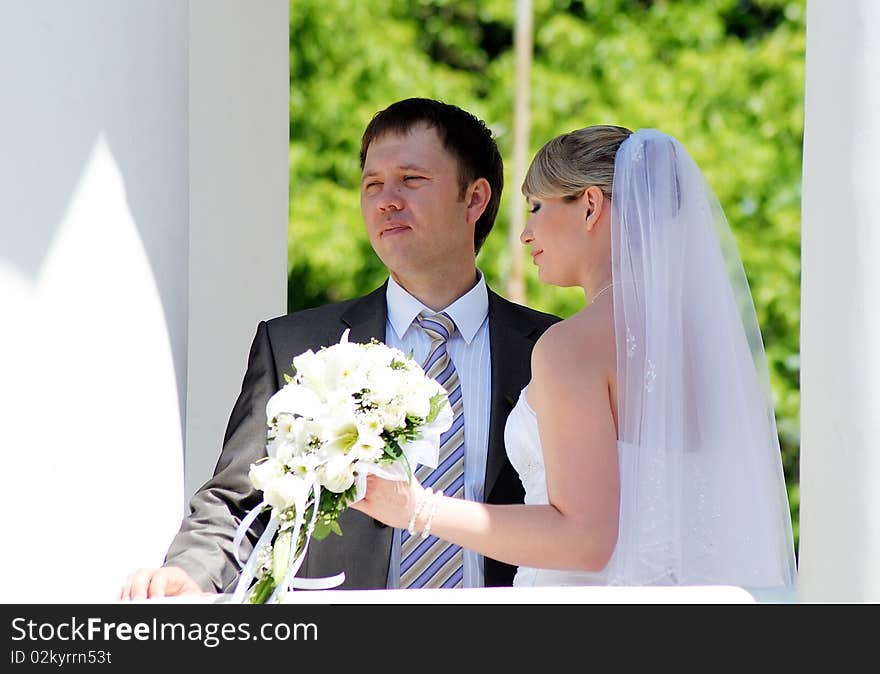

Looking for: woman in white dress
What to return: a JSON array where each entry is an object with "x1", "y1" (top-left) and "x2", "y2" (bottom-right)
[{"x1": 354, "y1": 126, "x2": 797, "y2": 588}]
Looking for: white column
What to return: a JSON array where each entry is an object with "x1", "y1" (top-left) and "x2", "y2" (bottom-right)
[
  {"x1": 0, "y1": 1, "x2": 287, "y2": 602},
  {"x1": 799, "y1": 0, "x2": 880, "y2": 601},
  {"x1": 187, "y1": 1, "x2": 289, "y2": 503}
]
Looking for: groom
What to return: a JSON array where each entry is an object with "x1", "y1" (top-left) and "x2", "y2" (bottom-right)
[{"x1": 121, "y1": 98, "x2": 559, "y2": 598}]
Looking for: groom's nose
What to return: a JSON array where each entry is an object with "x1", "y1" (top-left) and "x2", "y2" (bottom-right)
[{"x1": 378, "y1": 184, "x2": 404, "y2": 212}]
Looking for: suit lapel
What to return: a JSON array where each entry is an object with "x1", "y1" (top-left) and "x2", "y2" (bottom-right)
[
  {"x1": 339, "y1": 282, "x2": 388, "y2": 344},
  {"x1": 485, "y1": 290, "x2": 540, "y2": 497}
]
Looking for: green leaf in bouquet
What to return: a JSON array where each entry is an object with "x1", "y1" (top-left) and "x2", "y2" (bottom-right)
[
  {"x1": 426, "y1": 392, "x2": 446, "y2": 424},
  {"x1": 379, "y1": 435, "x2": 413, "y2": 480},
  {"x1": 383, "y1": 435, "x2": 404, "y2": 461},
  {"x1": 309, "y1": 483, "x2": 357, "y2": 539},
  {"x1": 402, "y1": 416, "x2": 422, "y2": 440},
  {"x1": 249, "y1": 575, "x2": 276, "y2": 605},
  {"x1": 312, "y1": 517, "x2": 343, "y2": 540},
  {"x1": 283, "y1": 373, "x2": 293, "y2": 384}
]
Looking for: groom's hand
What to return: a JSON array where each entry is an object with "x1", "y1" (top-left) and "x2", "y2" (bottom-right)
[{"x1": 119, "y1": 566, "x2": 203, "y2": 600}]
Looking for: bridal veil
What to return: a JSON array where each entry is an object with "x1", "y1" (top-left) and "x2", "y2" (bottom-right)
[{"x1": 607, "y1": 129, "x2": 797, "y2": 587}]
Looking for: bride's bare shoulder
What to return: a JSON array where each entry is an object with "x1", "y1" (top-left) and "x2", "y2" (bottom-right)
[
  {"x1": 532, "y1": 304, "x2": 615, "y2": 371},
  {"x1": 529, "y1": 307, "x2": 616, "y2": 412}
]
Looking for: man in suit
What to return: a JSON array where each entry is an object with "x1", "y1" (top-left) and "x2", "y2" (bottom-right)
[{"x1": 121, "y1": 97, "x2": 559, "y2": 599}]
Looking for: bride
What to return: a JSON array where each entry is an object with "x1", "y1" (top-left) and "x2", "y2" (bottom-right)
[{"x1": 354, "y1": 126, "x2": 797, "y2": 588}]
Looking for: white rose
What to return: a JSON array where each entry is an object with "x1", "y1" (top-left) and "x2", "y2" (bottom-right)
[
  {"x1": 273, "y1": 415, "x2": 309, "y2": 444},
  {"x1": 248, "y1": 458, "x2": 284, "y2": 491},
  {"x1": 362, "y1": 342, "x2": 397, "y2": 366},
  {"x1": 317, "y1": 454, "x2": 356, "y2": 493},
  {"x1": 401, "y1": 379, "x2": 431, "y2": 419},
  {"x1": 379, "y1": 400, "x2": 407, "y2": 431},
  {"x1": 267, "y1": 436, "x2": 296, "y2": 464},
  {"x1": 365, "y1": 366, "x2": 404, "y2": 406},
  {"x1": 263, "y1": 473, "x2": 309, "y2": 511}
]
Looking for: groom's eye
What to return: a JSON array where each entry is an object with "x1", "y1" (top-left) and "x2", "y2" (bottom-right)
[{"x1": 403, "y1": 176, "x2": 426, "y2": 183}]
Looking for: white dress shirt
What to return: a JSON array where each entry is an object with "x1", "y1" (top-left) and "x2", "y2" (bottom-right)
[{"x1": 383, "y1": 271, "x2": 491, "y2": 588}]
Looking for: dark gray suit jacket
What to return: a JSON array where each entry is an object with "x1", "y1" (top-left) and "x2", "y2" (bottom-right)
[{"x1": 165, "y1": 282, "x2": 560, "y2": 591}]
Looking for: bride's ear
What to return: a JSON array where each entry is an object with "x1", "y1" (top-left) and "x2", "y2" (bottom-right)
[{"x1": 583, "y1": 186, "x2": 606, "y2": 231}]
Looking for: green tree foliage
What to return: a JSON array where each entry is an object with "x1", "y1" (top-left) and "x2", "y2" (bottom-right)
[{"x1": 290, "y1": 0, "x2": 805, "y2": 544}]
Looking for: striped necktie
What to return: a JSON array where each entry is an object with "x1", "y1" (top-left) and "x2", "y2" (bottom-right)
[{"x1": 400, "y1": 311, "x2": 465, "y2": 588}]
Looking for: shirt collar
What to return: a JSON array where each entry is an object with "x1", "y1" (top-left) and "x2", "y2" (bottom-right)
[{"x1": 386, "y1": 270, "x2": 488, "y2": 344}]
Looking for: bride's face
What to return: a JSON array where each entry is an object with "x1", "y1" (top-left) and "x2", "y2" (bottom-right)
[{"x1": 520, "y1": 191, "x2": 595, "y2": 288}]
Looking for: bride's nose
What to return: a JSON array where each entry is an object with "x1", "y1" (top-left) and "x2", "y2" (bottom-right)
[{"x1": 520, "y1": 226, "x2": 534, "y2": 245}]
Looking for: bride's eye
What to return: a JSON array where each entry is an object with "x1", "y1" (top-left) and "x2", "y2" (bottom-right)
[{"x1": 528, "y1": 202, "x2": 541, "y2": 214}]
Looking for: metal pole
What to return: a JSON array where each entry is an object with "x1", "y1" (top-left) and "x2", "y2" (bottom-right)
[{"x1": 507, "y1": 0, "x2": 532, "y2": 303}]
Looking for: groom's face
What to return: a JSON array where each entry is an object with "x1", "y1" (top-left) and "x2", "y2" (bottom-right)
[{"x1": 360, "y1": 124, "x2": 475, "y2": 278}]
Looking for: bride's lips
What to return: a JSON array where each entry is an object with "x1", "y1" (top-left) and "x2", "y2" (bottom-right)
[{"x1": 531, "y1": 249, "x2": 543, "y2": 262}]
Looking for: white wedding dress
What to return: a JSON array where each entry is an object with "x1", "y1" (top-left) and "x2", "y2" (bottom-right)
[
  {"x1": 504, "y1": 385, "x2": 613, "y2": 586},
  {"x1": 504, "y1": 381, "x2": 795, "y2": 588}
]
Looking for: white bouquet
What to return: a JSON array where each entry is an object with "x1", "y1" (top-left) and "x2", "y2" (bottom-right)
[{"x1": 231, "y1": 329, "x2": 453, "y2": 604}]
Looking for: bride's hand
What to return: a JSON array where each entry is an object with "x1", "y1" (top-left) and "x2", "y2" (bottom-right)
[{"x1": 351, "y1": 474, "x2": 424, "y2": 530}]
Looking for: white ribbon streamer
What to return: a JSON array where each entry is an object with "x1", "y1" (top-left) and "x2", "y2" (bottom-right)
[
  {"x1": 289, "y1": 572, "x2": 346, "y2": 590},
  {"x1": 230, "y1": 481, "x2": 347, "y2": 603},
  {"x1": 231, "y1": 499, "x2": 269, "y2": 567},
  {"x1": 230, "y1": 513, "x2": 279, "y2": 604},
  {"x1": 266, "y1": 480, "x2": 317, "y2": 603}
]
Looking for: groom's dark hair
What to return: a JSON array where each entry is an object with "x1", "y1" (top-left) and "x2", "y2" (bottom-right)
[{"x1": 360, "y1": 97, "x2": 503, "y2": 254}]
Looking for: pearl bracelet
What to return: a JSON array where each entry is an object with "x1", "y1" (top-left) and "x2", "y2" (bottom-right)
[
  {"x1": 407, "y1": 487, "x2": 433, "y2": 536},
  {"x1": 420, "y1": 489, "x2": 443, "y2": 540}
]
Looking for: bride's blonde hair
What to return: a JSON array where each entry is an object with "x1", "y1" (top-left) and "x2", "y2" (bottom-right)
[{"x1": 523, "y1": 125, "x2": 633, "y2": 200}]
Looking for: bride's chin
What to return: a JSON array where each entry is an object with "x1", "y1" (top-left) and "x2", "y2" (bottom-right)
[
  {"x1": 539, "y1": 269, "x2": 575, "y2": 289},
  {"x1": 536, "y1": 267, "x2": 555, "y2": 285}
]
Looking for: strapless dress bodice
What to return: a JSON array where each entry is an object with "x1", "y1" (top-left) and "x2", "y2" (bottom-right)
[{"x1": 503, "y1": 386, "x2": 612, "y2": 587}]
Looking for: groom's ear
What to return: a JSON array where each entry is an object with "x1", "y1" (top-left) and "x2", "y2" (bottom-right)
[
  {"x1": 584, "y1": 186, "x2": 605, "y2": 231},
  {"x1": 464, "y1": 177, "x2": 492, "y2": 226}
]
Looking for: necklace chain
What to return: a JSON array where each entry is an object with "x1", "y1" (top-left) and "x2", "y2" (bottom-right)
[{"x1": 589, "y1": 282, "x2": 615, "y2": 304}]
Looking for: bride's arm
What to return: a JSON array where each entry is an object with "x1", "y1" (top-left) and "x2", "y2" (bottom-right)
[{"x1": 353, "y1": 321, "x2": 620, "y2": 572}]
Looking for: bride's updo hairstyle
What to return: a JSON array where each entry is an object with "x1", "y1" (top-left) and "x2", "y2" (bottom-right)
[{"x1": 522, "y1": 125, "x2": 633, "y2": 201}]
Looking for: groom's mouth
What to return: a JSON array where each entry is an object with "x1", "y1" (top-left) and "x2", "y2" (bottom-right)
[{"x1": 380, "y1": 222, "x2": 411, "y2": 237}]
